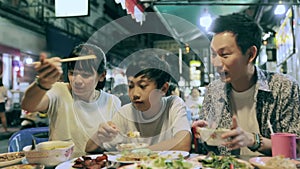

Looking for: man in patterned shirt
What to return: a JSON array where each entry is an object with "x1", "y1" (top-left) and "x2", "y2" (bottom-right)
[{"x1": 193, "y1": 13, "x2": 300, "y2": 156}]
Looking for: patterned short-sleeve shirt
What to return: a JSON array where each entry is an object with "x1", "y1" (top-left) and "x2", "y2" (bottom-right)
[{"x1": 200, "y1": 66, "x2": 300, "y2": 155}]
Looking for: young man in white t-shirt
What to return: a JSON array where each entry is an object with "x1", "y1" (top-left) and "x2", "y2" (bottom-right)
[
  {"x1": 21, "y1": 44, "x2": 121, "y2": 157},
  {"x1": 86, "y1": 50, "x2": 191, "y2": 153}
]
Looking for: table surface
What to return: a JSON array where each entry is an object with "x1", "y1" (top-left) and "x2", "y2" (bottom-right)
[{"x1": 0, "y1": 153, "x2": 273, "y2": 169}]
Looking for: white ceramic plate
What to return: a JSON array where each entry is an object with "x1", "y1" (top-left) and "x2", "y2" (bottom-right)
[
  {"x1": 55, "y1": 154, "x2": 107, "y2": 169},
  {"x1": 0, "y1": 152, "x2": 26, "y2": 167},
  {"x1": 157, "y1": 151, "x2": 189, "y2": 159},
  {"x1": 108, "y1": 150, "x2": 190, "y2": 164},
  {"x1": 249, "y1": 157, "x2": 300, "y2": 169}
]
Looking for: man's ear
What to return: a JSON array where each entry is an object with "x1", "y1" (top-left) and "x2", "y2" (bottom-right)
[
  {"x1": 99, "y1": 71, "x2": 107, "y2": 82},
  {"x1": 247, "y1": 46, "x2": 258, "y2": 63},
  {"x1": 161, "y1": 82, "x2": 169, "y2": 95}
]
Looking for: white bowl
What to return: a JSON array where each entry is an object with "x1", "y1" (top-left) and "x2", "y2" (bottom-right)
[
  {"x1": 196, "y1": 127, "x2": 230, "y2": 146},
  {"x1": 23, "y1": 140, "x2": 74, "y2": 167}
]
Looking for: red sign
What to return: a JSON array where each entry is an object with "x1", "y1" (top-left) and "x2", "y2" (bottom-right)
[{"x1": 115, "y1": 0, "x2": 145, "y2": 24}]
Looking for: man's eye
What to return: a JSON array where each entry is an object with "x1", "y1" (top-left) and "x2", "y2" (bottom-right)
[
  {"x1": 81, "y1": 74, "x2": 91, "y2": 78},
  {"x1": 69, "y1": 72, "x2": 92, "y2": 78},
  {"x1": 128, "y1": 85, "x2": 134, "y2": 89},
  {"x1": 220, "y1": 53, "x2": 229, "y2": 58},
  {"x1": 140, "y1": 85, "x2": 147, "y2": 89}
]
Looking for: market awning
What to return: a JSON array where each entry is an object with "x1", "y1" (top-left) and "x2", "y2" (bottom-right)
[{"x1": 114, "y1": 0, "x2": 145, "y2": 24}]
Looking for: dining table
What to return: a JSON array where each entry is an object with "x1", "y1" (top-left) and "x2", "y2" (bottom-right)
[{"x1": 2, "y1": 151, "x2": 300, "y2": 169}]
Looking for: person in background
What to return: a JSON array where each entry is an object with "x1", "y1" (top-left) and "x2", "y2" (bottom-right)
[
  {"x1": 185, "y1": 87, "x2": 204, "y2": 120},
  {"x1": 0, "y1": 78, "x2": 8, "y2": 132},
  {"x1": 85, "y1": 50, "x2": 191, "y2": 153},
  {"x1": 111, "y1": 84, "x2": 131, "y2": 106},
  {"x1": 165, "y1": 82, "x2": 180, "y2": 97},
  {"x1": 21, "y1": 43, "x2": 121, "y2": 157},
  {"x1": 193, "y1": 13, "x2": 300, "y2": 156},
  {"x1": 165, "y1": 82, "x2": 192, "y2": 123}
]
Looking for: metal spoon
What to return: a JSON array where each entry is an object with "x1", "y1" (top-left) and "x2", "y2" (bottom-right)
[{"x1": 31, "y1": 137, "x2": 37, "y2": 150}]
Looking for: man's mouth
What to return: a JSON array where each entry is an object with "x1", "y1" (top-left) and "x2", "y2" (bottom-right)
[{"x1": 73, "y1": 87, "x2": 83, "y2": 92}]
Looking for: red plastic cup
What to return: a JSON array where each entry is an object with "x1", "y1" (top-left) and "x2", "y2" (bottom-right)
[{"x1": 271, "y1": 133, "x2": 296, "y2": 159}]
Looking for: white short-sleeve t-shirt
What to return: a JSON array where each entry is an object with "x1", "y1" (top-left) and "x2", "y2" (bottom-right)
[
  {"x1": 103, "y1": 96, "x2": 191, "y2": 151},
  {"x1": 46, "y1": 82, "x2": 121, "y2": 157}
]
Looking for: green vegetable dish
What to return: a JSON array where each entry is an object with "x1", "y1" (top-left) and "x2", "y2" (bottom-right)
[
  {"x1": 136, "y1": 157, "x2": 194, "y2": 169},
  {"x1": 200, "y1": 152, "x2": 252, "y2": 169}
]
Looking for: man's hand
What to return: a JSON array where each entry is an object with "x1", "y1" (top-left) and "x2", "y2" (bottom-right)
[
  {"x1": 192, "y1": 120, "x2": 208, "y2": 139},
  {"x1": 93, "y1": 121, "x2": 119, "y2": 144},
  {"x1": 34, "y1": 54, "x2": 63, "y2": 89},
  {"x1": 222, "y1": 115, "x2": 254, "y2": 150}
]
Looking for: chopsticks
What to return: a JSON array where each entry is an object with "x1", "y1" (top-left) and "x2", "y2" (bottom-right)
[
  {"x1": 32, "y1": 55, "x2": 96, "y2": 64},
  {"x1": 59, "y1": 55, "x2": 96, "y2": 62},
  {"x1": 267, "y1": 120, "x2": 274, "y2": 134}
]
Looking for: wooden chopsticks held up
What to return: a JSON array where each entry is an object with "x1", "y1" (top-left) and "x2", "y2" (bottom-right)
[
  {"x1": 59, "y1": 55, "x2": 96, "y2": 62},
  {"x1": 31, "y1": 55, "x2": 96, "y2": 64}
]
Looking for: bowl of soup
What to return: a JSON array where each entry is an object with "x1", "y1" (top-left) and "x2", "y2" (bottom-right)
[{"x1": 23, "y1": 140, "x2": 74, "y2": 167}]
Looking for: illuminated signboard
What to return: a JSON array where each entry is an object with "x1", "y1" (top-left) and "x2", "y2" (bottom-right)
[
  {"x1": 189, "y1": 60, "x2": 201, "y2": 80},
  {"x1": 276, "y1": 8, "x2": 295, "y2": 65}
]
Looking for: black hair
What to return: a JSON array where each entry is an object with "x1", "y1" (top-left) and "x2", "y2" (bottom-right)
[
  {"x1": 209, "y1": 13, "x2": 262, "y2": 63},
  {"x1": 67, "y1": 43, "x2": 107, "y2": 90},
  {"x1": 166, "y1": 82, "x2": 178, "y2": 96},
  {"x1": 67, "y1": 43, "x2": 106, "y2": 74},
  {"x1": 125, "y1": 50, "x2": 171, "y2": 89},
  {"x1": 191, "y1": 86, "x2": 201, "y2": 94}
]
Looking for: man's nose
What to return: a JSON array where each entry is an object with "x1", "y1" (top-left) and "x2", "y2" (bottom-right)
[
  {"x1": 131, "y1": 88, "x2": 140, "y2": 100},
  {"x1": 73, "y1": 74, "x2": 84, "y2": 83}
]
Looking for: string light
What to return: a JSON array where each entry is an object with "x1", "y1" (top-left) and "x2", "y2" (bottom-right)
[
  {"x1": 199, "y1": 8, "x2": 212, "y2": 31},
  {"x1": 185, "y1": 44, "x2": 190, "y2": 53},
  {"x1": 274, "y1": 1, "x2": 286, "y2": 15}
]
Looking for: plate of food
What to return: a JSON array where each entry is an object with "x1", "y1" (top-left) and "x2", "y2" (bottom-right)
[
  {"x1": 196, "y1": 127, "x2": 231, "y2": 146},
  {"x1": 249, "y1": 156, "x2": 300, "y2": 169},
  {"x1": 119, "y1": 157, "x2": 201, "y2": 169},
  {"x1": 0, "y1": 152, "x2": 26, "y2": 167},
  {"x1": 108, "y1": 149, "x2": 190, "y2": 164},
  {"x1": 116, "y1": 143, "x2": 149, "y2": 151},
  {"x1": 189, "y1": 153, "x2": 254, "y2": 169},
  {"x1": 55, "y1": 154, "x2": 108, "y2": 169},
  {"x1": 2, "y1": 164, "x2": 45, "y2": 169}
]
